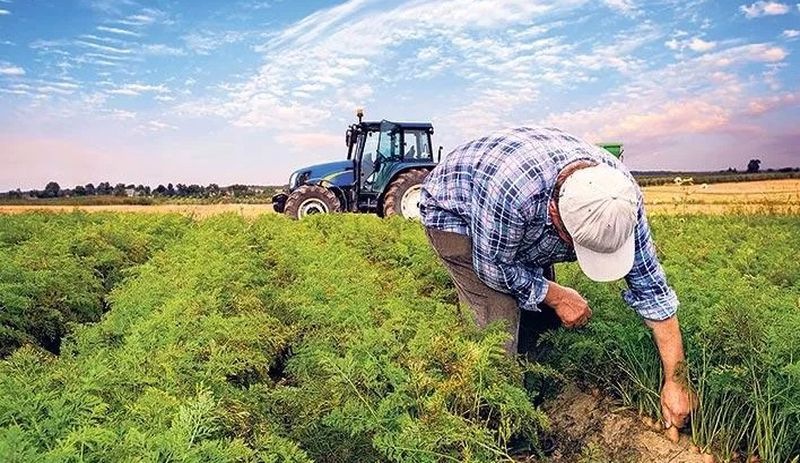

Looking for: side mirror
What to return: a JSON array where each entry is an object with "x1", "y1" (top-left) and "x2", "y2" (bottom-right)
[
  {"x1": 437, "y1": 146, "x2": 443, "y2": 162},
  {"x1": 345, "y1": 129, "x2": 352, "y2": 147}
]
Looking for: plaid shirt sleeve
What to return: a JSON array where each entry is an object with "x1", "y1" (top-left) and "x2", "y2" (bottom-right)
[{"x1": 623, "y1": 201, "x2": 679, "y2": 320}]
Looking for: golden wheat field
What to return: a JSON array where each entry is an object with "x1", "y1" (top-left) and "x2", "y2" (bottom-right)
[{"x1": 0, "y1": 179, "x2": 798, "y2": 217}]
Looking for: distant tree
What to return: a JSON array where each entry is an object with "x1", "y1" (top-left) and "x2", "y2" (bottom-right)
[
  {"x1": 726, "y1": 167, "x2": 738, "y2": 173},
  {"x1": 7, "y1": 189, "x2": 22, "y2": 199},
  {"x1": 113, "y1": 183, "x2": 127, "y2": 197},
  {"x1": 154, "y1": 184, "x2": 167, "y2": 195},
  {"x1": 73, "y1": 185, "x2": 87, "y2": 196},
  {"x1": 207, "y1": 183, "x2": 220, "y2": 197},
  {"x1": 176, "y1": 184, "x2": 188, "y2": 197},
  {"x1": 186, "y1": 184, "x2": 204, "y2": 197},
  {"x1": 167, "y1": 183, "x2": 176, "y2": 196},
  {"x1": 228, "y1": 184, "x2": 249, "y2": 197},
  {"x1": 85, "y1": 183, "x2": 96, "y2": 196},
  {"x1": 42, "y1": 182, "x2": 61, "y2": 198},
  {"x1": 747, "y1": 159, "x2": 761, "y2": 173},
  {"x1": 96, "y1": 182, "x2": 112, "y2": 195}
]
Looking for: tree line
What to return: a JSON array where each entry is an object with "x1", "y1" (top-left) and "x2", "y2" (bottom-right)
[{"x1": 3, "y1": 182, "x2": 283, "y2": 199}]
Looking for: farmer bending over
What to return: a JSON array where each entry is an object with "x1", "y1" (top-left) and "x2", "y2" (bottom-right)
[{"x1": 419, "y1": 126, "x2": 692, "y2": 429}]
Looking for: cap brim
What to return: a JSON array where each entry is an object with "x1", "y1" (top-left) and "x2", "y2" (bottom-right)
[{"x1": 573, "y1": 232, "x2": 636, "y2": 282}]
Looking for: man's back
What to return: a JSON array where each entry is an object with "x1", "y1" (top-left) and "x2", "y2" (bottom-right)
[{"x1": 420, "y1": 126, "x2": 627, "y2": 236}]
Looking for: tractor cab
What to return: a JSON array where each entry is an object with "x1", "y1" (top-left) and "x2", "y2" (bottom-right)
[{"x1": 273, "y1": 110, "x2": 439, "y2": 219}]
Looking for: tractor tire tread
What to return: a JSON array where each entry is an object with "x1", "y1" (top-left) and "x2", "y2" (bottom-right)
[
  {"x1": 383, "y1": 168, "x2": 430, "y2": 218},
  {"x1": 284, "y1": 184, "x2": 341, "y2": 220}
]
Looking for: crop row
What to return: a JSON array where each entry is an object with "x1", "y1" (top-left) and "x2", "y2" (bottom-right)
[
  {"x1": 1, "y1": 212, "x2": 797, "y2": 462},
  {"x1": 0, "y1": 214, "x2": 549, "y2": 462},
  {"x1": 0, "y1": 212, "x2": 191, "y2": 357},
  {"x1": 286, "y1": 215, "x2": 800, "y2": 462}
]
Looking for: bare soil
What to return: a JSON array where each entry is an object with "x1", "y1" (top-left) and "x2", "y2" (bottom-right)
[{"x1": 539, "y1": 385, "x2": 703, "y2": 463}]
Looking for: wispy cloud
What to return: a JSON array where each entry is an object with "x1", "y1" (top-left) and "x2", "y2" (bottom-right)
[
  {"x1": 97, "y1": 25, "x2": 141, "y2": 37},
  {"x1": 183, "y1": 30, "x2": 252, "y2": 54},
  {"x1": 107, "y1": 82, "x2": 169, "y2": 96},
  {"x1": 116, "y1": 10, "x2": 161, "y2": 26},
  {"x1": 141, "y1": 44, "x2": 185, "y2": 56},
  {"x1": 0, "y1": 9, "x2": 10, "y2": 15},
  {"x1": 782, "y1": 29, "x2": 800, "y2": 38},
  {"x1": 79, "y1": 34, "x2": 129, "y2": 46},
  {"x1": 0, "y1": 62, "x2": 25, "y2": 76},
  {"x1": 602, "y1": 0, "x2": 638, "y2": 16},
  {"x1": 141, "y1": 120, "x2": 177, "y2": 131},
  {"x1": 76, "y1": 40, "x2": 132, "y2": 54},
  {"x1": 740, "y1": 1, "x2": 790, "y2": 18},
  {"x1": 688, "y1": 37, "x2": 717, "y2": 52}
]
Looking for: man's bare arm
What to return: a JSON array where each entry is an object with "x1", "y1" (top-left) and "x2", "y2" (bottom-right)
[{"x1": 646, "y1": 316, "x2": 693, "y2": 428}]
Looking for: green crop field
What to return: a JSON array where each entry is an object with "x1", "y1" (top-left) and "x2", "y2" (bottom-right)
[{"x1": 0, "y1": 212, "x2": 798, "y2": 462}]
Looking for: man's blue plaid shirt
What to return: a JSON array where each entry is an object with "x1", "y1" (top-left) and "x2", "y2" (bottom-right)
[{"x1": 420, "y1": 127, "x2": 678, "y2": 321}]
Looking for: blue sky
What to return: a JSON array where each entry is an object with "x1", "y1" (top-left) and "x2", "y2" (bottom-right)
[{"x1": 0, "y1": 0, "x2": 798, "y2": 190}]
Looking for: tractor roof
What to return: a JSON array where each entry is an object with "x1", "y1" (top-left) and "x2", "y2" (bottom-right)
[{"x1": 360, "y1": 121, "x2": 434, "y2": 132}]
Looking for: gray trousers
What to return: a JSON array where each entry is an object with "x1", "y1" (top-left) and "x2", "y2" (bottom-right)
[{"x1": 425, "y1": 227, "x2": 560, "y2": 355}]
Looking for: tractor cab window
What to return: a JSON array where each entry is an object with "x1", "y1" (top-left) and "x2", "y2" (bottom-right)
[
  {"x1": 377, "y1": 121, "x2": 401, "y2": 161},
  {"x1": 362, "y1": 131, "x2": 379, "y2": 162},
  {"x1": 403, "y1": 130, "x2": 432, "y2": 160}
]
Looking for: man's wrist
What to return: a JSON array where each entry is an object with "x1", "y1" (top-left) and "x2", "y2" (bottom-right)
[{"x1": 543, "y1": 281, "x2": 563, "y2": 306}]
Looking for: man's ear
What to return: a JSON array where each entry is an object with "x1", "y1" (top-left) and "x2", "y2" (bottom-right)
[{"x1": 548, "y1": 199, "x2": 559, "y2": 220}]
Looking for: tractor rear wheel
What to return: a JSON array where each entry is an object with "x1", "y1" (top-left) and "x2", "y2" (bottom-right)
[
  {"x1": 383, "y1": 169, "x2": 429, "y2": 219},
  {"x1": 284, "y1": 185, "x2": 341, "y2": 220}
]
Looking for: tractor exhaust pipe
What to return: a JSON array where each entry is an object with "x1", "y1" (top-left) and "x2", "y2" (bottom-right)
[{"x1": 356, "y1": 108, "x2": 364, "y2": 124}]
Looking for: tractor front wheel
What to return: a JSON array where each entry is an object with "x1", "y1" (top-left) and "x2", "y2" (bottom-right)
[
  {"x1": 383, "y1": 169, "x2": 429, "y2": 219},
  {"x1": 284, "y1": 185, "x2": 341, "y2": 220}
]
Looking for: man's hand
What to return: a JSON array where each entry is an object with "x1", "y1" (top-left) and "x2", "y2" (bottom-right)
[
  {"x1": 544, "y1": 282, "x2": 592, "y2": 328},
  {"x1": 647, "y1": 316, "x2": 695, "y2": 428},
  {"x1": 661, "y1": 379, "x2": 693, "y2": 428}
]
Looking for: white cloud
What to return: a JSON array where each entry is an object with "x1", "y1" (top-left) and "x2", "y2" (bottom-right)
[
  {"x1": 142, "y1": 120, "x2": 177, "y2": 131},
  {"x1": 107, "y1": 83, "x2": 170, "y2": 96},
  {"x1": 782, "y1": 29, "x2": 800, "y2": 38},
  {"x1": 0, "y1": 63, "x2": 24, "y2": 76},
  {"x1": 142, "y1": 44, "x2": 186, "y2": 56},
  {"x1": 0, "y1": 9, "x2": 10, "y2": 15},
  {"x1": 106, "y1": 108, "x2": 136, "y2": 120},
  {"x1": 206, "y1": 0, "x2": 606, "y2": 132},
  {"x1": 117, "y1": 10, "x2": 161, "y2": 26},
  {"x1": 602, "y1": 0, "x2": 637, "y2": 15},
  {"x1": 688, "y1": 37, "x2": 716, "y2": 52},
  {"x1": 97, "y1": 25, "x2": 141, "y2": 37},
  {"x1": 80, "y1": 34, "x2": 128, "y2": 46},
  {"x1": 76, "y1": 40, "x2": 132, "y2": 54},
  {"x1": 740, "y1": 1, "x2": 790, "y2": 18},
  {"x1": 183, "y1": 30, "x2": 250, "y2": 54}
]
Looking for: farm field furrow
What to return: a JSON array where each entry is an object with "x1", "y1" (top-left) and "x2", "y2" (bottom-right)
[{"x1": 0, "y1": 212, "x2": 798, "y2": 462}]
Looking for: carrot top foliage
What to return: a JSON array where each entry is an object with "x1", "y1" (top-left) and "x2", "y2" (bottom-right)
[{"x1": 0, "y1": 212, "x2": 797, "y2": 462}]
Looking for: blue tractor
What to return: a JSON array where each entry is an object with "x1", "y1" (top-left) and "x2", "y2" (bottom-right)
[{"x1": 273, "y1": 110, "x2": 440, "y2": 219}]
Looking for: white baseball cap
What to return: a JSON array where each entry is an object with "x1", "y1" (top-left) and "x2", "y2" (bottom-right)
[{"x1": 558, "y1": 164, "x2": 639, "y2": 282}]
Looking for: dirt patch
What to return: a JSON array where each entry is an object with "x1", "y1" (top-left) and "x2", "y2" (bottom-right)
[{"x1": 541, "y1": 385, "x2": 703, "y2": 463}]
